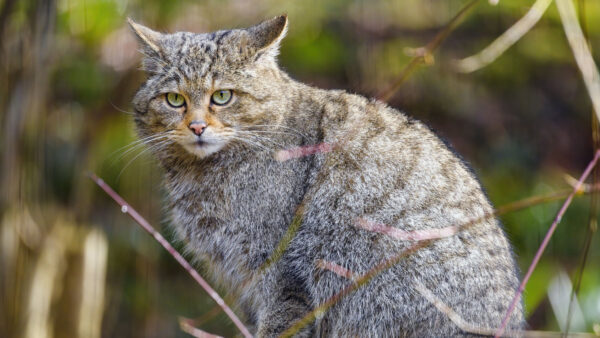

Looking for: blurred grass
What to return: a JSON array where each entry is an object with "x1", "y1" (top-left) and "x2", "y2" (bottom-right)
[{"x1": 1, "y1": 0, "x2": 600, "y2": 337}]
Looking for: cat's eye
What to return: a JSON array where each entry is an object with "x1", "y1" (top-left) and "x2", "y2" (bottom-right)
[
  {"x1": 166, "y1": 93, "x2": 186, "y2": 108},
  {"x1": 211, "y1": 90, "x2": 233, "y2": 106}
]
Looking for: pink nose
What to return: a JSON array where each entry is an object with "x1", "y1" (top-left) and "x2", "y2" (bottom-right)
[{"x1": 189, "y1": 121, "x2": 207, "y2": 136}]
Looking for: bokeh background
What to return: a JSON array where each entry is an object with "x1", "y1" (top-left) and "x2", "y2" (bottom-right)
[{"x1": 1, "y1": 0, "x2": 600, "y2": 337}]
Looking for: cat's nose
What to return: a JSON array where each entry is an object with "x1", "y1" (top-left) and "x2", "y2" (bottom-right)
[{"x1": 189, "y1": 121, "x2": 207, "y2": 136}]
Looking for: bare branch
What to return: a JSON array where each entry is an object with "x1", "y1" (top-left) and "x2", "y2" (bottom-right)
[
  {"x1": 556, "y1": 0, "x2": 600, "y2": 123},
  {"x1": 258, "y1": 204, "x2": 305, "y2": 273},
  {"x1": 281, "y1": 241, "x2": 430, "y2": 337},
  {"x1": 414, "y1": 281, "x2": 597, "y2": 337},
  {"x1": 376, "y1": 0, "x2": 480, "y2": 102},
  {"x1": 495, "y1": 149, "x2": 600, "y2": 337},
  {"x1": 563, "y1": 173, "x2": 596, "y2": 192},
  {"x1": 179, "y1": 318, "x2": 224, "y2": 338},
  {"x1": 413, "y1": 280, "x2": 508, "y2": 336},
  {"x1": 88, "y1": 173, "x2": 253, "y2": 338},
  {"x1": 274, "y1": 143, "x2": 336, "y2": 162},
  {"x1": 455, "y1": 0, "x2": 552, "y2": 73},
  {"x1": 316, "y1": 259, "x2": 357, "y2": 281},
  {"x1": 356, "y1": 218, "x2": 459, "y2": 241}
]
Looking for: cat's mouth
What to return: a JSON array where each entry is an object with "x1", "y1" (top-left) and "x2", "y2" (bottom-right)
[
  {"x1": 180, "y1": 137, "x2": 226, "y2": 158},
  {"x1": 191, "y1": 138, "x2": 216, "y2": 150},
  {"x1": 193, "y1": 137, "x2": 221, "y2": 147}
]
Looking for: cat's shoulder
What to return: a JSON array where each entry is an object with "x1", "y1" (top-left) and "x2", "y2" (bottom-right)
[{"x1": 316, "y1": 88, "x2": 436, "y2": 138}]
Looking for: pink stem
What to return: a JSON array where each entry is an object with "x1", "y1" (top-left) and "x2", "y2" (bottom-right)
[
  {"x1": 179, "y1": 317, "x2": 224, "y2": 338},
  {"x1": 356, "y1": 218, "x2": 459, "y2": 241},
  {"x1": 274, "y1": 142, "x2": 336, "y2": 161},
  {"x1": 316, "y1": 259, "x2": 356, "y2": 280},
  {"x1": 495, "y1": 149, "x2": 600, "y2": 337},
  {"x1": 89, "y1": 173, "x2": 253, "y2": 338}
]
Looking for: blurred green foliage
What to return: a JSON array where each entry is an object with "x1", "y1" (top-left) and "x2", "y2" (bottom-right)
[{"x1": 2, "y1": 0, "x2": 600, "y2": 337}]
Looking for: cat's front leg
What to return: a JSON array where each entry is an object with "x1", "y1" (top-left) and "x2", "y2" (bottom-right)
[
  {"x1": 256, "y1": 298, "x2": 313, "y2": 337},
  {"x1": 255, "y1": 272, "x2": 314, "y2": 338}
]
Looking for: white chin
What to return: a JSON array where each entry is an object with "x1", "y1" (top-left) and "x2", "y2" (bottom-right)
[{"x1": 183, "y1": 142, "x2": 225, "y2": 158}]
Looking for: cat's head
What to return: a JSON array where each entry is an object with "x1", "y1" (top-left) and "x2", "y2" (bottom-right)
[{"x1": 129, "y1": 16, "x2": 290, "y2": 158}]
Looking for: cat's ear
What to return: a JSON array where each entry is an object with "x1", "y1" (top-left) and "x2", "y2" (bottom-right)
[
  {"x1": 246, "y1": 15, "x2": 288, "y2": 61},
  {"x1": 127, "y1": 18, "x2": 165, "y2": 72}
]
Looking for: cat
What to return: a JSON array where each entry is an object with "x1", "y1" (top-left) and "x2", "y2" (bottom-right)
[{"x1": 128, "y1": 15, "x2": 524, "y2": 337}]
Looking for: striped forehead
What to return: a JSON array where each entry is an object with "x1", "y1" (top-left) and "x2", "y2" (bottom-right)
[
  {"x1": 165, "y1": 32, "x2": 218, "y2": 81},
  {"x1": 164, "y1": 30, "x2": 239, "y2": 84}
]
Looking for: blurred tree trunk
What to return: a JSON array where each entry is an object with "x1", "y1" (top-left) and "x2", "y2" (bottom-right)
[
  {"x1": 1, "y1": 0, "x2": 55, "y2": 209},
  {"x1": 1, "y1": 1, "x2": 56, "y2": 337}
]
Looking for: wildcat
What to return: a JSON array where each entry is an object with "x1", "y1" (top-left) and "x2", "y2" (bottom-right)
[{"x1": 128, "y1": 15, "x2": 524, "y2": 337}]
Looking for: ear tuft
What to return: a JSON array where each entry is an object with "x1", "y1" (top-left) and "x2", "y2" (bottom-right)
[
  {"x1": 247, "y1": 14, "x2": 288, "y2": 52},
  {"x1": 127, "y1": 18, "x2": 163, "y2": 54}
]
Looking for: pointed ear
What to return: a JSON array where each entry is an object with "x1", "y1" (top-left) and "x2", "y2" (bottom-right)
[
  {"x1": 127, "y1": 18, "x2": 163, "y2": 53},
  {"x1": 247, "y1": 15, "x2": 288, "y2": 60},
  {"x1": 127, "y1": 18, "x2": 166, "y2": 73}
]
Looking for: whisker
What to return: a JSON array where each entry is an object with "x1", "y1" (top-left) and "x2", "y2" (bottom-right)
[
  {"x1": 234, "y1": 130, "x2": 299, "y2": 143},
  {"x1": 110, "y1": 133, "x2": 173, "y2": 162},
  {"x1": 110, "y1": 101, "x2": 135, "y2": 116},
  {"x1": 237, "y1": 124, "x2": 308, "y2": 138},
  {"x1": 106, "y1": 132, "x2": 175, "y2": 170},
  {"x1": 233, "y1": 131, "x2": 287, "y2": 149},
  {"x1": 226, "y1": 135, "x2": 271, "y2": 153},
  {"x1": 116, "y1": 138, "x2": 174, "y2": 180},
  {"x1": 233, "y1": 138, "x2": 271, "y2": 152},
  {"x1": 241, "y1": 135, "x2": 281, "y2": 150}
]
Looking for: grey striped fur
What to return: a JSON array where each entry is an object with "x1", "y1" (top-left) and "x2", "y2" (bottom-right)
[{"x1": 129, "y1": 15, "x2": 524, "y2": 337}]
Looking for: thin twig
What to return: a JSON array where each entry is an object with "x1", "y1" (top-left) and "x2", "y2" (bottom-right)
[
  {"x1": 495, "y1": 149, "x2": 600, "y2": 337},
  {"x1": 454, "y1": 0, "x2": 552, "y2": 73},
  {"x1": 281, "y1": 241, "x2": 430, "y2": 337},
  {"x1": 356, "y1": 180, "x2": 600, "y2": 243},
  {"x1": 317, "y1": 263, "x2": 504, "y2": 336},
  {"x1": 494, "y1": 186, "x2": 586, "y2": 215},
  {"x1": 317, "y1": 262, "x2": 505, "y2": 335},
  {"x1": 556, "y1": 0, "x2": 600, "y2": 123},
  {"x1": 316, "y1": 259, "x2": 357, "y2": 281},
  {"x1": 356, "y1": 217, "x2": 459, "y2": 241},
  {"x1": 258, "y1": 204, "x2": 305, "y2": 273},
  {"x1": 178, "y1": 317, "x2": 223, "y2": 338},
  {"x1": 563, "y1": 173, "x2": 594, "y2": 191},
  {"x1": 566, "y1": 1, "x2": 597, "y2": 334},
  {"x1": 413, "y1": 280, "x2": 510, "y2": 336},
  {"x1": 88, "y1": 173, "x2": 253, "y2": 338},
  {"x1": 317, "y1": 262, "x2": 595, "y2": 337},
  {"x1": 564, "y1": 216, "x2": 596, "y2": 337},
  {"x1": 274, "y1": 143, "x2": 336, "y2": 162},
  {"x1": 376, "y1": 0, "x2": 480, "y2": 102},
  {"x1": 413, "y1": 280, "x2": 596, "y2": 338},
  {"x1": 191, "y1": 305, "x2": 229, "y2": 329}
]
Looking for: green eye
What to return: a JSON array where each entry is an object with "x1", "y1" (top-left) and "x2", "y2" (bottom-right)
[
  {"x1": 166, "y1": 93, "x2": 185, "y2": 108},
  {"x1": 211, "y1": 90, "x2": 233, "y2": 106}
]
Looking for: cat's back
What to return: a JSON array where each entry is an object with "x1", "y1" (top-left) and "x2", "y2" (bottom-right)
[{"x1": 311, "y1": 89, "x2": 490, "y2": 223}]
